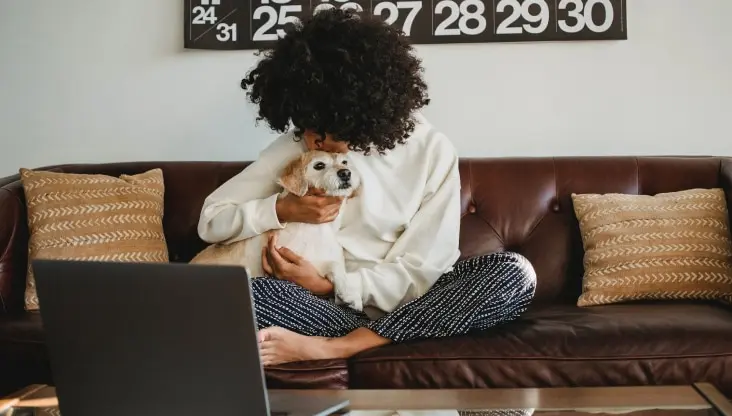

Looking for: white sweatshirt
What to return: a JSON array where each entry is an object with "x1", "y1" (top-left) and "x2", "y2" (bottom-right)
[{"x1": 197, "y1": 115, "x2": 462, "y2": 318}]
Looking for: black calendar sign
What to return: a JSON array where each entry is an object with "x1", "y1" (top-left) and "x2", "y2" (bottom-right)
[{"x1": 184, "y1": 0, "x2": 627, "y2": 50}]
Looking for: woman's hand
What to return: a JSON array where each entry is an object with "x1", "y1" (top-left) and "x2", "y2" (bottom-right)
[
  {"x1": 262, "y1": 234, "x2": 334, "y2": 296},
  {"x1": 275, "y1": 189, "x2": 343, "y2": 224}
]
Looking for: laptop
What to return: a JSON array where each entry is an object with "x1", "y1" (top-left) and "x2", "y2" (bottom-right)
[{"x1": 32, "y1": 259, "x2": 350, "y2": 416}]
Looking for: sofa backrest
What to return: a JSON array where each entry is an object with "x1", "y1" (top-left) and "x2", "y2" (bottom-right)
[{"x1": 1, "y1": 157, "x2": 731, "y2": 313}]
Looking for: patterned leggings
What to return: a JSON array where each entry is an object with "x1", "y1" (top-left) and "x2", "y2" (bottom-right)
[{"x1": 252, "y1": 252, "x2": 537, "y2": 343}]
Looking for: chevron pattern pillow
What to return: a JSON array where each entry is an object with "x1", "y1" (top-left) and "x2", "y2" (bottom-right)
[
  {"x1": 572, "y1": 188, "x2": 732, "y2": 307},
  {"x1": 20, "y1": 168, "x2": 169, "y2": 311}
]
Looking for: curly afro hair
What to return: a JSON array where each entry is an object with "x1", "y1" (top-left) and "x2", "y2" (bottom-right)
[{"x1": 241, "y1": 8, "x2": 430, "y2": 154}]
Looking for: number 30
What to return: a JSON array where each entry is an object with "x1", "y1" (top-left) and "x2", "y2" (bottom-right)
[{"x1": 559, "y1": 0, "x2": 614, "y2": 33}]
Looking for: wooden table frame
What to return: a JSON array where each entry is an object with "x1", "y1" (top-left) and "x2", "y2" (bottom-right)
[
  {"x1": 694, "y1": 384, "x2": 732, "y2": 416},
  {"x1": 2, "y1": 384, "x2": 730, "y2": 415}
]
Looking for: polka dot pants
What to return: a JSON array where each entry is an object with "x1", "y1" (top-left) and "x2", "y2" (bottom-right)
[{"x1": 251, "y1": 252, "x2": 537, "y2": 343}]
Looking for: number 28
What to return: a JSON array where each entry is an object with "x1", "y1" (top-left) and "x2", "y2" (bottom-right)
[{"x1": 434, "y1": 0, "x2": 487, "y2": 36}]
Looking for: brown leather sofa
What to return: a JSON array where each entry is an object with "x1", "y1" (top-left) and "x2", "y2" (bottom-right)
[{"x1": 2, "y1": 156, "x2": 732, "y2": 397}]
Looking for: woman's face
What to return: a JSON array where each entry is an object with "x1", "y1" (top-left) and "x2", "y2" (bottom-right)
[{"x1": 302, "y1": 130, "x2": 350, "y2": 154}]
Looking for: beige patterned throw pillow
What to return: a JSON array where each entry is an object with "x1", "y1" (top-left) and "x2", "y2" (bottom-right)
[
  {"x1": 20, "y1": 168, "x2": 169, "y2": 311},
  {"x1": 572, "y1": 188, "x2": 732, "y2": 307}
]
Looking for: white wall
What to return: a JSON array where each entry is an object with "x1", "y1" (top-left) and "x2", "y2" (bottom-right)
[{"x1": 0, "y1": 0, "x2": 730, "y2": 175}]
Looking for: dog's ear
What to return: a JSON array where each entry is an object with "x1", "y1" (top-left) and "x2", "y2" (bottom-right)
[{"x1": 277, "y1": 154, "x2": 309, "y2": 197}]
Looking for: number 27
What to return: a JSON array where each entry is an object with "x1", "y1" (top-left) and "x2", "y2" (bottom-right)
[{"x1": 373, "y1": 1, "x2": 422, "y2": 37}]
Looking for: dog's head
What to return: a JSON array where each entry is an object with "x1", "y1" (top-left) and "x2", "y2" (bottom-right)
[{"x1": 277, "y1": 150, "x2": 362, "y2": 198}]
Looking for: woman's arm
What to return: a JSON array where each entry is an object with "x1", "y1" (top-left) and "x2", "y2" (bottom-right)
[
  {"x1": 197, "y1": 160, "x2": 283, "y2": 245},
  {"x1": 197, "y1": 134, "x2": 301, "y2": 244},
  {"x1": 198, "y1": 133, "x2": 346, "y2": 244},
  {"x1": 328, "y1": 134, "x2": 462, "y2": 313}
]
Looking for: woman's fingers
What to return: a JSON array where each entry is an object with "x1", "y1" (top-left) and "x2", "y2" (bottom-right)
[
  {"x1": 266, "y1": 234, "x2": 282, "y2": 270},
  {"x1": 263, "y1": 234, "x2": 283, "y2": 276},
  {"x1": 326, "y1": 206, "x2": 341, "y2": 221},
  {"x1": 267, "y1": 238, "x2": 294, "y2": 277},
  {"x1": 261, "y1": 247, "x2": 273, "y2": 276},
  {"x1": 268, "y1": 233, "x2": 278, "y2": 251},
  {"x1": 277, "y1": 247, "x2": 303, "y2": 265},
  {"x1": 268, "y1": 244, "x2": 289, "y2": 270}
]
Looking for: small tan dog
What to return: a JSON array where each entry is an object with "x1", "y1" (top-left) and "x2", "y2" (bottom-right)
[{"x1": 190, "y1": 150, "x2": 361, "y2": 281}]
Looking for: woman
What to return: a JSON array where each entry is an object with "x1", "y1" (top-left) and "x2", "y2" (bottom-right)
[{"x1": 198, "y1": 8, "x2": 536, "y2": 366}]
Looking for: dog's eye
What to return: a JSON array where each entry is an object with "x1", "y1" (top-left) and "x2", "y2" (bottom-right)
[
  {"x1": 313, "y1": 162, "x2": 326, "y2": 171},
  {"x1": 341, "y1": 160, "x2": 348, "y2": 165}
]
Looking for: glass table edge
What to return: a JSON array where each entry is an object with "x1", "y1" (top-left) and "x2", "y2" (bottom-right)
[{"x1": 1, "y1": 384, "x2": 730, "y2": 415}]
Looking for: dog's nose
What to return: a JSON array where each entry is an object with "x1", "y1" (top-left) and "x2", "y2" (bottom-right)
[{"x1": 337, "y1": 169, "x2": 351, "y2": 181}]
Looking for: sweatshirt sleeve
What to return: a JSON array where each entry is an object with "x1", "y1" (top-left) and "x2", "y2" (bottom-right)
[
  {"x1": 197, "y1": 133, "x2": 301, "y2": 244},
  {"x1": 327, "y1": 133, "x2": 462, "y2": 313}
]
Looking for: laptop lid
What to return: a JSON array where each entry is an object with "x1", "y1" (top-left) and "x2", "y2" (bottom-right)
[{"x1": 33, "y1": 260, "x2": 272, "y2": 416}]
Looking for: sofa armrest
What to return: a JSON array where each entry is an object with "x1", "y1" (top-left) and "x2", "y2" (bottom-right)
[
  {"x1": 722, "y1": 159, "x2": 732, "y2": 228},
  {"x1": 0, "y1": 173, "x2": 20, "y2": 189},
  {"x1": 0, "y1": 180, "x2": 29, "y2": 315}
]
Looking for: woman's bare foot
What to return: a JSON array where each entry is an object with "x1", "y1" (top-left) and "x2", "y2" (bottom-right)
[
  {"x1": 258, "y1": 326, "x2": 390, "y2": 366},
  {"x1": 258, "y1": 327, "x2": 333, "y2": 365}
]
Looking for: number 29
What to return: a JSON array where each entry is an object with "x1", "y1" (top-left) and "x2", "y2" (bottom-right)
[{"x1": 496, "y1": 0, "x2": 615, "y2": 35}]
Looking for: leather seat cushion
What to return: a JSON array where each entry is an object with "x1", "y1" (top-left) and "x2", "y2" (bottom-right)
[
  {"x1": 0, "y1": 313, "x2": 349, "y2": 393},
  {"x1": 0, "y1": 312, "x2": 46, "y2": 361},
  {"x1": 349, "y1": 302, "x2": 732, "y2": 395},
  {"x1": 0, "y1": 312, "x2": 50, "y2": 395}
]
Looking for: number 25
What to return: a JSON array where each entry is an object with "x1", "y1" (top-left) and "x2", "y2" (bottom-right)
[{"x1": 252, "y1": 4, "x2": 301, "y2": 41}]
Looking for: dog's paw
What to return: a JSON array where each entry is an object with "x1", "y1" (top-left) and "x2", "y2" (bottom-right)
[{"x1": 322, "y1": 261, "x2": 363, "y2": 312}]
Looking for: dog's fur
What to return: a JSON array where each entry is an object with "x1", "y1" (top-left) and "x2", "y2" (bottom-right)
[{"x1": 190, "y1": 150, "x2": 361, "y2": 281}]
